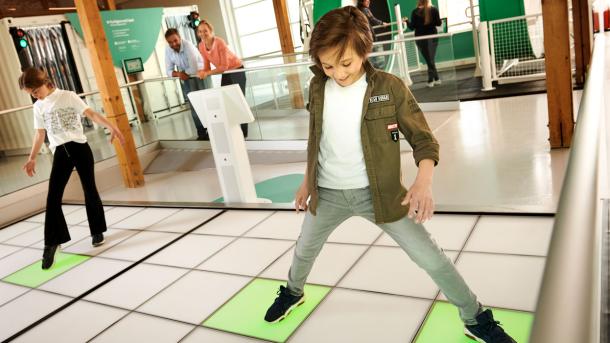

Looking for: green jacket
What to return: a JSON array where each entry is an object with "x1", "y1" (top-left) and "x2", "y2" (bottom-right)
[{"x1": 306, "y1": 60, "x2": 440, "y2": 223}]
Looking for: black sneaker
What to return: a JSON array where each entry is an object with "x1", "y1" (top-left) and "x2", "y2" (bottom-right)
[
  {"x1": 92, "y1": 233, "x2": 105, "y2": 247},
  {"x1": 465, "y1": 309, "x2": 517, "y2": 343},
  {"x1": 42, "y1": 245, "x2": 60, "y2": 270},
  {"x1": 264, "y1": 285, "x2": 305, "y2": 323}
]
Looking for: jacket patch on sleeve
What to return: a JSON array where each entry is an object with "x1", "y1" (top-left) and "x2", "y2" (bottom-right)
[{"x1": 369, "y1": 94, "x2": 390, "y2": 103}]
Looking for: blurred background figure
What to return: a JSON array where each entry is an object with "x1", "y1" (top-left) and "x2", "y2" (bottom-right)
[{"x1": 406, "y1": 0, "x2": 442, "y2": 87}]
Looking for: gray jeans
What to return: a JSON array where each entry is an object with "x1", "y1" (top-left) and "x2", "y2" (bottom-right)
[{"x1": 287, "y1": 187, "x2": 481, "y2": 324}]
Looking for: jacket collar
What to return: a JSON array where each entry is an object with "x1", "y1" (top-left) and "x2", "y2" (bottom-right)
[{"x1": 309, "y1": 59, "x2": 378, "y2": 83}]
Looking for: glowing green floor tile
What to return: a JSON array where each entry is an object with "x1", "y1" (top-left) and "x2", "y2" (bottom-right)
[
  {"x1": 3, "y1": 252, "x2": 90, "y2": 288},
  {"x1": 415, "y1": 301, "x2": 533, "y2": 343},
  {"x1": 215, "y1": 174, "x2": 304, "y2": 203},
  {"x1": 203, "y1": 278, "x2": 330, "y2": 342}
]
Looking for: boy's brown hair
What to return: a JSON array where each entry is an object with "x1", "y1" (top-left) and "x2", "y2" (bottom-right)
[
  {"x1": 309, "y1": 6, "x2": 373, "y2": 67},
  {"x1": 18, "y1": 67, "x2": 53, "y2": 90}
]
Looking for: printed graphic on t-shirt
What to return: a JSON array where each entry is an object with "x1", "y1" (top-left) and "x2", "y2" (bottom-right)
[{"x1": 43, "y1": 107, "x2": 81, "y2": 134}]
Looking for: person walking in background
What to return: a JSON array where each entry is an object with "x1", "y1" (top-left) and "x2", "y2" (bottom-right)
[
  {"x1": 19, "y1": 67, "x2": 125, "y2": 270},
  {"x1": 262, "y1": 7, "x2": 517, "y2": 343},
  {"x1": 357, "y1": 0, "x2": 387, "y2": 42},
  {"x1": 196, "y1": 20, "x2": 248, "y2": 138},
  {"x1": 164, "y1": 28, "x2": 209, "y2": 140},
  {"x1": 406, "y1": 0, "x2": 442, "y2": 87}
]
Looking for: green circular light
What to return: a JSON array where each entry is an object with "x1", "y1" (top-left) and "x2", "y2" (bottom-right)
[
  {"x1": 19, "y1": 39, "x2": 27, "y2": 48},
  {"x1": 194, "y1": 19, "x2": 200, "y2": 26}
]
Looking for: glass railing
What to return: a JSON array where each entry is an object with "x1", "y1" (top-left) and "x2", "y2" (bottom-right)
[{"x1": 0, "y1": 32, "x2": 462, "y2": 198}]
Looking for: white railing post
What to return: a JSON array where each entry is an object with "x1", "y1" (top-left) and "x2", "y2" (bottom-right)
[
  {"x1": 394, "y1": 4, "x2": 413, "y2": 86},
  {"x1": 478, "y1": 21, "x2": 495, "y2": 91}
]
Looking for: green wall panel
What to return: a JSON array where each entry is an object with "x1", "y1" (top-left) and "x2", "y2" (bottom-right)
[
  {"x1": 479, "y1": 0, "x2": 525, "y2": 21},
  {"x1": 313, "y1": 0, "x2": 342, "y2": 24}
]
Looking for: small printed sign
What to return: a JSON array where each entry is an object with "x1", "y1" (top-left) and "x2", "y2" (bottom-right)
[{"x1": 369, "y1": 94, "x2": 390, "y2": 103}]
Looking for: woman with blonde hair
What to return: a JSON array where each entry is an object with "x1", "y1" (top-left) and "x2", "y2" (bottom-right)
[
  {"x1": 196, "y1": 20, "x2": 248, "y2": 137},
  {"x1": 406, "y1": 0, "x2": 442, "y2": 87}
]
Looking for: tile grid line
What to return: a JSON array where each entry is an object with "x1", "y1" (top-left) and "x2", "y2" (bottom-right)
[
  {"x1": 410, "y1": 215, "x2": 483, "y2": 343},
  {"x1": 85, "y1": 210, "x2": 280, "y2": 343},
  {"x1": 177, "y1": 211, "x2": 298, "y2": 343},
  {"x1": 283, "y1": 222, "x2": 386, "y2": 342},
  {"x1": 2, "y1": 210, "x2": 227, "y2": 343}
]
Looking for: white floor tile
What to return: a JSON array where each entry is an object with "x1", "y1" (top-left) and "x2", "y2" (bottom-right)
[
  {"x1": 30, "y1": 226, "x2": 93, "y2": 250},
  {"x1": 90, "y1": 312, "x2": 194, "y2": 343},
  {"x1": 0, "y1": 248, "x2": 41, "y2": 279},
  {"x1": 112, "y1": 208, "x2": 181, "y2": 230},
  {"x1": 465, "y1": 216, "x2": 554, "y2": 256},
  {"x1": 62, "y1": 228, "x2": 139, "y2": 256},
  {"x1": 194, "y1": 211, "x2": 274, "y2": 236},
  {"x1": 443, "y1": 252, "x2": 545, "y2": 311},
  {"x1": 197, "y1": 238, "x2": 293, "y2": 276},
  {"x1": 146, "y1": 235, "x2": 233, "y2": 269},
  {"x1": 338, "y1": 246, "x2": 458, "y2": 299},
  {"x1": 290, "y1": 289, "x2": 432, "y2": 343},
  {"x1": 193, "y1": 210, "x2": 273, "y2": 237},
  {"x1": 0, "y1": 222, "x2": 40, "y2": 243},
  {"x1": 3, "y1": 227, "x2": 44, "y2": 247},
  {"x1": 375, "y1": 214, "x2": 477, "y2": 250},
  {"x1": 260, "y1": 243, "x2": 368, "y2": 286},
  {"x1": 104, "y1": 207, "x2": 144, "y2": 226},
  {"x1": 181, "y1": 327, "x2": 263, "y2": 343},
  {"x1": 0, "y1": 282, "x2": 30, "y2": 306},
  {"x1": 13, "y1": 301, "x2": 127, "y2": 343},
  {"x1": 39, "y1": 258, "x2": 131, "y2": 297},
  {"x1": 0, "y1": 244, "x2": 21, "y2": 259},
  {"x1": 244, "y1": 211, "x2": 305, "y2": 240},
  {"x1": 98, "y1": 231, "x2": 180, "y2": 261},
  {"x1": 138, "y1": 270, "x2": 251, "y2": 324},
  {"x1": 85, "y1": 264, "x2": 187, "y2": 310},
  {"x1": 74, "y1": 206, "x2": 114, "y2": 227},
  {"x1": 327, "y1": 216, "x2": 382, "y2": 245},
  {"x1": 0, "y1": 290, "x2": 71, "y2": 342},
  {"x1": 147, "y1": 209, "x2": 222, "y2": 233},
  {"x1": 64, "y1": 208, "x2": 89, "y2": 225},
  {"x1": 25, "y1": 212, "x2": 46, "y2": 223},
  {"x1": 62, "y1": 205, "x2": 84, "y2": 214},
  {"x1": 23, "y1": 206, "x2": 84, "y2": 224}
]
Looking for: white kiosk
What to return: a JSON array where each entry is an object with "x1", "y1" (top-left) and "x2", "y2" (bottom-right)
[{"x1": 188, "y1": 84, "x2": 267, "y2": 203}]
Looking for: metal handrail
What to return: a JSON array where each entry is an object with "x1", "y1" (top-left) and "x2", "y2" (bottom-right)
[
  {"x1": 0, "y1": 28, "x2": 444, "y2": 118},
  {"x1": 529, "y1": 33, "x2": 606, "y2": 343}
]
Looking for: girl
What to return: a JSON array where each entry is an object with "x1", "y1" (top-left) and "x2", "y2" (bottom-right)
[
  {"x1": 263, "y1": 7, "x2": 516, "y2": 343},
  {"x1": 20, "y1": 67, "x2": 125, "y2": 270},
  {"x1": 406, "y1": 0, "x2": 443, "y2": 87},
  {"x1": 196, "y1": 20, "x2": 248, "y2": 138}
]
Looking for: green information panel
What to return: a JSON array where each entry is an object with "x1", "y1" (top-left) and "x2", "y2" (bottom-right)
[{"x1": 66, "y1": 8, "x2": 163, "y2": 68}]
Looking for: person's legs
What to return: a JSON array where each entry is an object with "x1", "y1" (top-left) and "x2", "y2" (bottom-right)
[
  {"x1": 428, "y1": 38, "x2": 440, "y2": 81},
  {"x1": 416, "y1": 40, "x2": 435, "y2": 83},
  {"x1": 287, "y1": 188, "x2": 353, "y2": 295},
  {"x1": 380, "y1": 217, "x2": 480, "y2": 325},
  {"x1": 68, "y1": 142, "x2": 107, "y2": 236},
  {"x1": 221, "y1": 70, "x2": 248, "y2": 137},
  {"x1": 182, "y1": 78, "x2": 207, "y2": 139},
  {"x1": 44, "y1": 145, "x2": 75, "y2": 246}
]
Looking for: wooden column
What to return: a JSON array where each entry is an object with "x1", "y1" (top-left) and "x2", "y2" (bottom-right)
[
  {"x1": 75, "y1": 0, "x2": 145, "y2": 187},
  {"x1": 101, "y1": 0, "x2": 116, "y2": 10},
  {"x1": 571, "y1": 0, "x2": 592, "y2": 85},
  {"x1": 542, "y1": 0, "x2": 574, "y2": 148},
  {"x1": 272, "y1": 0, "x2": 305, "y2": 109}
]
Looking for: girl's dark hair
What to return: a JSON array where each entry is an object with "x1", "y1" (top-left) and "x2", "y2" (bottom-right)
[
  {"x1": 18, "y1": 67, "x2": 53, "y2": 90},
  {"x1": 356, "y1": 0, "x2": 365, "y2": 10},
  {"x1": 309, "y1": 6, "x2": 373, "y2": 67}
]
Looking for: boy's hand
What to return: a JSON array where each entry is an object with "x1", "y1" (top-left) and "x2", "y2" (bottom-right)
[
  {"x1": 197, "y1": 70, "x2": 210, "y2": 79},
  {"x1": 294, "y1": 182, "x2": 310, "y2": 213},
  {"x1": 23, "y1": 159, "x2": 36, "y2": 177},
  {"x1": 401, "y1": 180, "x2": 434, "y2": 224}
]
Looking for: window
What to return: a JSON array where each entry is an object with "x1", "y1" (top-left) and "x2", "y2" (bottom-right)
[
  {"x1": 440, "y1": 0, "x2": 479, "y2": 33},
  {"x1": 230, "y1": 0, "x2": 303, "y2": 58}
]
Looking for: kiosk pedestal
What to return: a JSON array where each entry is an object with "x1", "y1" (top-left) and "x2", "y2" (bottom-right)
[{"x1": 188, "y1": 84, "x2": 269, "y2": 203}]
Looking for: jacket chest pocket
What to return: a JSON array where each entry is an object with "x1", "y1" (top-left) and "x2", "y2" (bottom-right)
[{"x1": 364, "y1": 105, "x2": 398, "y2": 143}]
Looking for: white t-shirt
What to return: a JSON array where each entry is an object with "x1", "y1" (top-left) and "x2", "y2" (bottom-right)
[
  {"x1": 317, "y1": 73, "x2": 369, "y2": 189},
  {"x1": 33, "y1": 89, "x2": 89, "y2": 153}
]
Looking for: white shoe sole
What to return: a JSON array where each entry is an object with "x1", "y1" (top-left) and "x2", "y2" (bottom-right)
[
  {"x1": 464, "y1": 327, "x2": 484, "y2": 342},
  {"x1": 270, "y1": 296, "x2": 305, "y2": 323}
]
